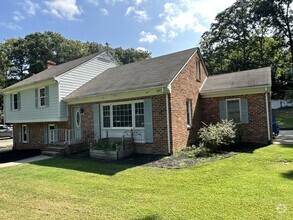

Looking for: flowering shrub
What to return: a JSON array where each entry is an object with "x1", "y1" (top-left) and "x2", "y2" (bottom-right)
[{"x1": 198, "y1": 120, "x2": 236, "y2": 151}]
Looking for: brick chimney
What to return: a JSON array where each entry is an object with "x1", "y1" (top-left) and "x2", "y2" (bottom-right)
[{"x1": 46, "y1": 60, "x2": 56, "y2": 69}]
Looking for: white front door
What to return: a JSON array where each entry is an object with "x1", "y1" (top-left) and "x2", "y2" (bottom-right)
[
  {"x1": 73, "y1": 107, "x2": 82, "y2": 141},
  {"x1": 48, "y1": 124, "x2": 55, "y2": 143}
]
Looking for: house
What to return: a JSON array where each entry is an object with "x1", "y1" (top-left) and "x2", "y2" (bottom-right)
[{"x1": 2, "y1": 48, "x2": 272, "y2": 155}]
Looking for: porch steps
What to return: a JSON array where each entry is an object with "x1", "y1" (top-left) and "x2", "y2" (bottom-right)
[{"x1": 41, "y1": 146, "x2": 67, "y2": 157}]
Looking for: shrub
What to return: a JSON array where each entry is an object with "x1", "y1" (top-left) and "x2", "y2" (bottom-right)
[
  {"x1": 93, "y1": 138, "x2": 122, "y2": 151},
  {"x1": 198, "y1": 120, "x2": 236, "y2": 151},
  {"x1": 186, "y1": 143, "x2": 211, "y2": 158}
]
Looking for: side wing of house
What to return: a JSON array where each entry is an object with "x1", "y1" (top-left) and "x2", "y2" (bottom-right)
[{"x1": 200, "y1": 67, "x2": 272, "y2": 144}]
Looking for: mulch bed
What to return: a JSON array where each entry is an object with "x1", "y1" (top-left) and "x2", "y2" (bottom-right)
[{"x1": 70, "y1": 150, "x2": 237, "y2": 169}]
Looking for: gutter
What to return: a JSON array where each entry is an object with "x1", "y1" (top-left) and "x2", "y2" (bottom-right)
[
  {"x1": 265, "y1": 87, "x2": 271, "y2": 142},
  {"x1": 166, "y1": 93, "x2": 171, "y2": 154}
]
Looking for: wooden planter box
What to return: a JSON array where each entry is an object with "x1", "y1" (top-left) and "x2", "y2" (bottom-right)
[{"x1": 90, "y1": 138, "x2": 134, "y2": 160}]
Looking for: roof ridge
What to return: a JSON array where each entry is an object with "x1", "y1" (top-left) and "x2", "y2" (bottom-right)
[{"x1": 209, "y1": 66, "x2": 271, "y2": 77}]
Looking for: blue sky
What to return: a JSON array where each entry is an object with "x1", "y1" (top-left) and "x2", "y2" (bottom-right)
[{"x1": 0, "y1": 0, "x2": 235, "y2": 57}]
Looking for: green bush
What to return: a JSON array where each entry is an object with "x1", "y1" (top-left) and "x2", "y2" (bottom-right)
[
  {"x1": 198, "y1": 120, "x2": 236, "y2": 151},
  {"x1": 186, "y1": 144, "x2": 211, "y2": 158},
  {"x1": 93, "y1": 138, "x2": 122, "y2": 151}
]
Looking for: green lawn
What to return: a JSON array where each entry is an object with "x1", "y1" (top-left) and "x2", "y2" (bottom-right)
[
  {"x1": 272, "y1": 107, "x2": 293, "y2": 130},
  {"x1": 0, "y1": 145, "x2": 292, "y2": 219}
]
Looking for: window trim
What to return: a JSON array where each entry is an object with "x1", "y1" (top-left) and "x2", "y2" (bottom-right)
[
  {"x1": 101, "y1": 100, "x2": 145, "y2": 129},
  {"x1": 12, "y1": 93, "x2": 19, "y2": 111},
  {"x1": 226, "y1": 98, "x2": 242, "y2": 124},
  {"x1": 186, "y1": 99, "x2": 192, "y2": 129},
  {"x1": 22, "y1": 125, "x2": 29, "y2": 143},
  {"x1": 38, "y1": 87, "x2": 46, "y2": 108},
  {"x1": 196, "y1": 59, "x2": 201, "y2": 81}
]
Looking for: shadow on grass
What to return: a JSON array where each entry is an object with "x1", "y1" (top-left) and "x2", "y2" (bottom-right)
[
  {"x1": 281, "y1": 170, "x2": 293, "y2": 180},
  {"x1": 0, "y1": 149, "x2": 41, "y2": 163},
  {"x1": 133, "y1": 214, "x2": 162, "y2": 220},
  {"x1": 33, "y1": 153, "x2": 164, "y2": 176},
  {"x1": 224, "y1": 143, "x2": 268, "y2": 154}
]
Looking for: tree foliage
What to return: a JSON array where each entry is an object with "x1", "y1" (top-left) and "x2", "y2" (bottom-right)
[
  {"x1": 199, "y1": 0, "x2": 292, "y2": 98},
  {"x1": 0, "y1": 31, "x2": 151, "y2": 88}
]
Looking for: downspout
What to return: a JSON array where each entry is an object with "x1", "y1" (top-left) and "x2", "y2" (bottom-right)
[
  {"x1": 265, "y1": 88, "x2": 271, "y2": 142},
  {"x1": 166, "y1": 93, "x2": 171, "y2": 154}
]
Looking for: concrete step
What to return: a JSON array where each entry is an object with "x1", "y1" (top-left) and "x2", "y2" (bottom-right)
[
  {"x1": 46, "y1": 146, "x2": 67, "y2": 152},
  {"x1": 41, "y1": 151, "x2": 61, "y2": 157}
]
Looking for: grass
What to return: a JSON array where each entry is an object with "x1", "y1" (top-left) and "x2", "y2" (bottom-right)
[
  {"x1": 0, "y1": 145, "x2": 292, "y2": 219},
  {"x1": 272, "y1": 107, "x2": 293, "y2": 130}
]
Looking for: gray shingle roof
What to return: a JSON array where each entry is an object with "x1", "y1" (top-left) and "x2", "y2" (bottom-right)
[
  {"x1": 2, "y1": 52, "x2": 100, "y2": 92},
  {"x1": 65, "y1": 48, "x2": 197, "y2": 100},
  {"x1": 200, "y1": 67, "x2": 271, "y2": 93}
]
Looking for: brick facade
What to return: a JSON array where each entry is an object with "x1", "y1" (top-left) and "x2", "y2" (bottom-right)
[
  {"x1": 201, "y1": 93, "x2": 272, "y2": 144},
  {"x1": 78, "y1": 94, "x2": 169, "y2": 155},
  {"x1": 169, "y1": 53, "x2": 207, "y2": 152},
  {"x1": 13, "y1": 122, "x2": 69, "y2": 150}
]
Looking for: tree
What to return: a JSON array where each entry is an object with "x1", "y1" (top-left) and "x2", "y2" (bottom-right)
[{"x1": 199, "y1": 0, "x2": 292, "y2": 98}]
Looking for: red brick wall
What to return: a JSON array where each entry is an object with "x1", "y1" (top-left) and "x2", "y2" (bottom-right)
[
  {"x1": 169, "y1": 52, "x2": 208, "y2": 152},
  {"x1": 77, "y1": 94, "x2": 169, "y2": 155},
  {"x1": 201, "y1": 93, "x2": 272, "y2": 144},
  {"x1": 13, "y1": 122, "x2": 69, "y2": 150}
]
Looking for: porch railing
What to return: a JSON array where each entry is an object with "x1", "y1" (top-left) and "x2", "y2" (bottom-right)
[{"x1": 49, "y1": 129, "x2": 81, "y2": 145}]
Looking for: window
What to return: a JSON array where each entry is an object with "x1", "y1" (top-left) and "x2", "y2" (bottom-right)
[
  {"x1": 227, "y1": 99, "x2": 241, "y2": 123},
  {"x1": 135, "y1": 102, "x2": 144, "y2": 127},
  {"x1": 39, "y1": 87, "x2": 46, "y2": 107},
  {"x1": 113, "y1": 104, "x2": 132, "y2": 127},
  {"x1": 103, "y1": 105, "x2": 111, "y2": 128},
  {"x1": 35, "y1": 87, "x2": 49, "y2": 108},
  {"x1": 13, "y1": 93, "x2": 20, "y2": 110},
  {"x1": 196, "y1": 59, "x2": 201, "y2": 81},
  {"x1": 101, "y1": 101, "x2": 144, "y2": 128},
  {"x1": 22, "y1": 125, "x2": 29, "y2": 143},
  {"x1": 186, "y1": 99, "x2": 192, "y2": 128}
]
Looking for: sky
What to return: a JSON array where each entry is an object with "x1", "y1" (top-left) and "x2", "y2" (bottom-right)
[{"x1": 0, "y1": 0, "x2": 236, "y2": 57}]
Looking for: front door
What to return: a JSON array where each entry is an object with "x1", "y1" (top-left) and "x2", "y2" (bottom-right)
[
  {"x1": 48, "y1": 124, "x2": 55, "y2": 143},
  {"x1": 73, "y1": 107, "x2": 81, "y2": 141}
]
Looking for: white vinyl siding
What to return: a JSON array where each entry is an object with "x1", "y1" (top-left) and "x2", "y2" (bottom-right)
[
  {"x1": 59, "y1": 57, "x2": 117, "y2": 99},
  {"x1": 4, "y1": 83, "x2": 59, "y2": 123}
]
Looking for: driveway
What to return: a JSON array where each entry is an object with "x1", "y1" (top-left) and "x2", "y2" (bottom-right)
[
  {"x1": 273, "y1": 130, "x2": 293, "y2": 145},
  {"x1": 0, "y1": 138, "x2": 13, "y2": 150},
  {"x1": 0, "y1": 138, "x2": 42, "y2": 163}
]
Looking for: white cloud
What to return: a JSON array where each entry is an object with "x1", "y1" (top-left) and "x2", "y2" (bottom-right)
[
  {"x1": 125, "y1": 6, "x2": 149, "y2": 22},
  {"x1": 21, "y1": 0, "x2": 39, "y2": 16},
  {"x1": 139, "y1": 31, "x2": 157, "y2": 43},
  {"x1": 44, "y1": 0, "x2": 82, "y2": 20},
  {"x1": 100, "y1": 8, "x2": 109, "y2": 15},
  {"x1": 13, "y1": 11, "x2": 25, "y2": 21},
  {"x1": 87, "y1": 0, "x2": 99, "y2": 6},
  {"x1": 134, "y1": 0, "x2": 146, "y2": 5},
  {"x1": 156, "y1": 0, "x2": 236, "y2": 40},
  {"x1": 0, "y1": 22, "x2": 22, "y2": 30},
  {"x1": 105, "y1": 0, "x2": 125, "y2": 5},
  {"x1": 136, "y1": 46, "x2": 147, "y2": 52}
]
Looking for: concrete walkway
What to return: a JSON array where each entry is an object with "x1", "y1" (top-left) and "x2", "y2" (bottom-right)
[
  {"x1": 273, "y1": 130, "x2": 293, "y2": 145},
  {"x1": 0, "y1": 155, "x2": 52, "y2": 168}
]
